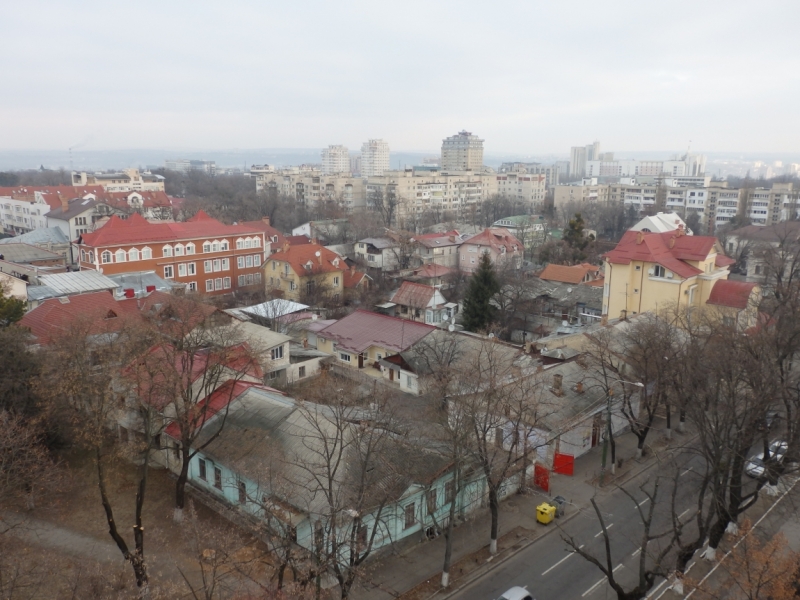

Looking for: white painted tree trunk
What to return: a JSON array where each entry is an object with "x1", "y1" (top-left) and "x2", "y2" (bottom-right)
[
  {"x1": 677, "y1": 421, "x2": 685, "y2": 433},
  {"x1": 611, "y1": 462, "x2": 616, "y2": 474},
  {"x1": 665, "y1": 428, "x2": 672, "y2": 440},
  {"x1": 441, "y1": 571, "x2": 449, "y2": 588},
  {"x1": 701, "y1": 545, "x2": 716, "y2": 561},
  {"x1": 173, "y1": 507, "x2": 184, "y2": 523},
  {"x1": 671, "y1": 576, "x2": 684, "y2": 595},
  {"x1": 636, "y1": 448, "x2": 643, "y2": 459},
  {"x1": 725, "y1": 521, "x2": 738, "y2": 536},
  {"x1": 490, "y1": 539, "x2": 497, "y2": 555}
]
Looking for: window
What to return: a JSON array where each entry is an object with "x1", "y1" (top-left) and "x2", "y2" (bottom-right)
[
  {"x1": 254, "y1": 254, "x2": 261, "y2": 267},
  {"x1": 427, "y1": 489, "x2": 437, "y2": 515},
  {"x1": 252, "y1": 237, "x2": 260, "y2": 247},
  {"x1": 238, "y1": 481, "x2": 247, "y2": 504},
  {"x1": 188, "y1": 262, "x2": 196, "y2": 275},
  {"x1": 339, "y1": 352, "x2": 351, "y2": 363},
  {"x1": 178, "y1": 263, "x2": 187, "y2": 277},
  {"x1": 246, "y1": 273, "x2": 254, "y2": 285},
  {"x1": 755, "y1": 265, "x2": 763, "y2": 275},
  {"x1": 272, "y1": 261, "x2": 277, "y2": 271},
  {"x1": 333, "y1": 276, "x2": 340, "y2": 286},
  {"x1": 306, "y1": 280, "x2": 315, "y2": 294},
  {"x1": 204, "y1": 260, "x2": 212, "y2": 273},
  {"x1": 238, "y1": 275, "x2": 245, "y2": 286},
  {"x1": 141, "y1": 247, "x2": 152, "y2": 260},
  {"x1": 213, "y1": 259, "x2": 221, "y2": 272},
  {"x1": 215, "y1": 277, "x2": 223, "y2": 290},
  {"x1": 244, "y1": 238, "x2": 252, "y2": 249},
  {"x1": 223, "y1": 277, "x2": 230, "y2": 289},
  {"x1": 236, "y1": 238, "x2": 244, "y2": 250},
  {"x1": 653, "y1": 265, "x2": 666, "y2": 278},
  {"x1": 404, "y1": 503, "x2": 415, "y2": 529},
  {"x1": 444, "y1": 480, "x2": 455, "y2": 504},
  {"x1": 723, "y1": 316, "x2": 735, "y2": 327},
  {"x1": 245, "y1": 255, "x2": 253, "y2": 268},
  {"x1": 115, "y1": 249, "x2": 126, "y2": 263},
  {"x1": 185, "y1": 243, "x2": 195, "y2": 255},
  {"x1": 237, "y1": 256, "x2": 245, "y2": 269},
  {"x1": 214, "y1": 467, "x2": 222, "y2": 489},
  {"x1": 298, "y1": 366, "x2": 306, "y2": 378},
  {"x1": 271, "y1": 345, "x2": 284, "y2": 360},
  {"x1": 164, "y1": 265, "x2": 174, "y2": 279},
  {"x1": 198, "y1": 459, "x2": 207, "y2": 481},
  {"x1": 220, "y1": 241, "x2": 229, "y2": 251},
  {"x1": 163, "y1": 245, "x2": 173, "y2": 257},
  {"x1": 206, "y1": 280, "x2": 214, "y2": 292},
  {"x1": 203, "y1": 242, "x2": 211, "y2": 253},
  {"x1": 102, "y1": 251, "x2": 111, "y2": 264},
  {"x1": 289, "y1": 281, "x2": 296, "y2": 291},
  {"x1": 221, "y1": 258, "x2": 229, "y2": 270},
  {"x1": 174, "y1": 244, "x2": 184, "y2": 256},
  {"x1": 188, "y1": 282, "x2": 197, "y2": 291},
  {"x1": 633, "y1": 288, "x2": 639, "y2": 294},
  {"x1": 212, "y1": 242, "x2": 220, "y2": 252}
]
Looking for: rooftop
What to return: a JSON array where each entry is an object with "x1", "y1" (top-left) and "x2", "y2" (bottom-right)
[
  {"x1": 707, "y1": 279, "x2": 758, "y2": 310},
  {"x1": 318, "y1": 309, "x2": 436, "y2": 353},
  {"x1": 538, "y1": 263, "x2": 600, "y2": 285}
]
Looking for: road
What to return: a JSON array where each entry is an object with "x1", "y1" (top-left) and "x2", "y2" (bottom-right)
[{"x1": 457, "y1": 449, "x2": 707, "y2": 600}]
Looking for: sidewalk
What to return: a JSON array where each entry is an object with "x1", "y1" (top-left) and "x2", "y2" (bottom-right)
[{"x1": 352, "y1": 415, "x2": 692, "y2": 600}]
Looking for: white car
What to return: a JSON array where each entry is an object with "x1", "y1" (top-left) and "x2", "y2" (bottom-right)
[
  {"x1": 498, "y1": 586, "x2": 533, "y2": 600},
  {"x1": 745, "y1": 440, "x2": 788, "y2": 478}
]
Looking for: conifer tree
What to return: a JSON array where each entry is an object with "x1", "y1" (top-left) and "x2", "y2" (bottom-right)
[{"x1": 461, "y1": 253, "x2": 500, "y2": 332}]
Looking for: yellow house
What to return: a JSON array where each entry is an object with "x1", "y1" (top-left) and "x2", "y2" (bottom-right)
[
  {"x1": 602, "y1": 229, "x2": 736, "y2": 318},
  {"x1": 264, "y1": 243, "x2": 345, "y2": 303}
]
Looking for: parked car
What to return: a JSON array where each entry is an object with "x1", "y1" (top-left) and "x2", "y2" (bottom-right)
[
  {"x1": 745, "y1": 440, "x2": 788, "y2": 478},
  {"x1": 498, "y1": 586, "x2": 533, "y2": 600}
]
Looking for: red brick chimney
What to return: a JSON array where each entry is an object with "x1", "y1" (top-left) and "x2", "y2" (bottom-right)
[{"x1": 262, "y1": 216, "x2": 271, "y2": 226}]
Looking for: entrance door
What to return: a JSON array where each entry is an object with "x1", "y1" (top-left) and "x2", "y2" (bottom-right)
[{"x1": 358, "y1": 354, "x2": 364, "y2": 369}]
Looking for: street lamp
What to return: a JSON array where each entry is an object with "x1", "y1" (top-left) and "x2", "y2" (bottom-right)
[{"x1": 600, "y1": 378, "x2": 644, "y2": 486}]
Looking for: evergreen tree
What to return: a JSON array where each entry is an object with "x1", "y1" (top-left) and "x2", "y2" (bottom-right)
[
  {"x1": 0, "y1": 287, "x2": 25, "y2": 327},
  {"x1": 563, "y1": 212, "x2": 588, "y2": 251},
  {"x1": 461, "y1": 253, "x2": 500, "y2": 332}
]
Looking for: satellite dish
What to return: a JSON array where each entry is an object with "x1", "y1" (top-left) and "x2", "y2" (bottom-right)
[
  {"x1": 567, "y1": 287, "x2": 573, "y2": 293},
  {"x1": 488, "y1": 333, "x2": 495, "y2": 338},
  {"x1": 315, "y1": 251, "x2": 321, "y2": 257},
  {"x1": 448, "y1": 324, "x2": 455, "y2": 332}
]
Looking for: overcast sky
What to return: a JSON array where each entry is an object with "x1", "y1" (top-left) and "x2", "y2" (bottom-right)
[{"x1": 2, "y1": 0, "x2": 798, "y2": 155}]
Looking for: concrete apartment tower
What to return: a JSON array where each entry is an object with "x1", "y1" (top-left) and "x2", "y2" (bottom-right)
[
  {"x1": 441, "y1": 130, "x2": 484, "y2": 171},
  {"x1": 569, "y1": 141, "x2": 601, "y2": 178},
  {"x1": 360, "y1": 139, "x2": 390, "y2": 177},
  {"x1": 322, "y1": 145, "x2": 350, "y2": 174}
]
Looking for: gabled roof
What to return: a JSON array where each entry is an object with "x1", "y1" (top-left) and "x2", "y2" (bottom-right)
[
  {"x1": 317, "y1": 309, "x2": 435, "y2": 353},
  {"x1": 343, "y1": 268, "x2": 368, "y2": 289},
  {"x1": 358, "y1": 237, "x2": 397, "y2": 249},
  {"x1": 0, "y1": 243, "x2": 63, "y2": 264},
  {"x1": 707, "y1": 280, "x2": 758, "y2": 310},
  {"x1": 0, "y1": 227, "x2": 70, "y2": 246},
  {"x1": 412, "y1": 264, "x2": 454, "y2": 278},
  {"x1": 538, "y1": 263, "x2": 599, "y2": 285},
  {"x1": 390, "y1": 281, "x2": 445, "y2": 309},
  {"x1": 286, "y1": 235, "x2": 311, "y2": 246},
  {"x1": 603, "y1": 230, "x2": 724, "y2": 279},
  {"x1": 46, "y1": 197, "x2": 112, "y2": 221},
  {"x1": 273, "y1": 243, "x2": 345, "y2": 276},
  {"x1": 462, "y1": 227, "x2": 522, "y2": 252},
  {"x1": 78, "y1": 211, "x2": 263, "y2": 247},
  {"x1": 239, "y1": 218, "x2": 288, "y2": 248}
]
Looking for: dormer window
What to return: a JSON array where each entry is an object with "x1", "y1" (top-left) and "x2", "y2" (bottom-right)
[
  {"x1": 115, "y1": 249, "x2": 126, "y2": 263},
  {"x1": 185, "y1": 243, "x2": 195, "y2": 255},
  {"x1": 236, "y1": 238, "x2": 244, "y2": 250},
  {"x1": 174, "y1": 244, "x2": 184, "y2": 256},
  {"x1": 272, "y1": 236, "x2": 278, "y2": 243},
  {"x1": 244, "y1": 238, "x2": 252, "y2": 249},
  {"x1": 163, "y1": 245, "x2": 173, "y2": 257},
  {"x1": 211, "y1": 241, "x2": 220, "y2": 252},
  {"x1": 141, "y1": 247, "x2": 152, "y2": 259},
  {"x1": 220, "y1": 241, "x2": 229, "y2": 251},
  {"x1": 333, "y1": 259, "x2": 339, "y2": 267},
  {"x1": 653, "y1": 265, "x2": 666, "y2": 278},
  {"x1": 102, "y1": 251, "x2": 112, "y2": 264},
  {"x1": 203, "y1": 242, "x2": 212, "y2": 253},
  {"x1": 252, "y1": 237, "x2": 260, "y2": 248},
  {"x1": 128, "y1": 248, "x2": 140, "y2": 262}
]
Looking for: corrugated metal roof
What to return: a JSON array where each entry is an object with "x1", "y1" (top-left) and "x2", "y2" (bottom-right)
[
  {"x1": 38, "y1": 270, "x2": 118, "y2": 295},
  {"x1": 0, "y1": 228, "x2": 70, "y2": 246}
]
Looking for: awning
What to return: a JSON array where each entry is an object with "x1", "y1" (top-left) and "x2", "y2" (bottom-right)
[{"x1": 375, "y1": 302, "x2": 397, "y2": 309}]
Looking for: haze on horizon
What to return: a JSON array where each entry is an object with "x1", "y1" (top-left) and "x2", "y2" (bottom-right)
[{"x1": 2, "y1": 0, "x2": 798, "y2": 155}]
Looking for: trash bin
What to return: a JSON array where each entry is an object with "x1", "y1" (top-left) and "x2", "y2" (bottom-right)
[
  {"x1": 536, "y1": 502, "x2": 556, "y2": 525},
  {"x1": 552, "y1": 495, "x2": 567, "y2": 518}
]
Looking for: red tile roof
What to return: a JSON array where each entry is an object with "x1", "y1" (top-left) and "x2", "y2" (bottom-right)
[
  {"x1": 538, "y1": 263, "x2": 599, "y2": 284},
  {"x1": 391, "y1": 281, "x2": 440, "y2": 309},
  {"x1": 318, "y1": 309, "x2": 435, "y2": 353},
  {"x1": 603, "y1": 230, "x2": 724, "y2": 279},
  {"x1": 343, "y1": 268, "x2": 368, "y2": 289},
  {"x1": 286, "y1": 235, "x2": 312, "y2": 246},
  {"x1": 78, "y1": 211, "x2": 264, "y2": 247},
  {"x1": 462, "y1": 228, "x2": 522, "y2": 253},
  {"x1": 277, "y1": 243, "x2": 345, "y2": 276},
  {"x1": 707, "y1": 280, "x2": 758, "y2": 310},
  {"x1": 415, "y1": 229, "x2": 460, "y2": 240},
  {"x1": 240, "y1": 218, "x2": 288, "y2": 249},
  {"x1": 412, "y1": 264, "x2": 454, "y2": 278}
]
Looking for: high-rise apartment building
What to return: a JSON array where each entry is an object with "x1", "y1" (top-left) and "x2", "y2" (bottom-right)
[
  {"x1": 321, "y1": 145, "x2": 350, "y2": 175},
  {"x1": 360, "y1": 139, "x2": 390, "y2": 177},
  {"x1": 441, "y1": 131, "x2": 484, "y2": 171},
  {"x1": 569, "y1": 141, "x2": 600, "y2": 178}
]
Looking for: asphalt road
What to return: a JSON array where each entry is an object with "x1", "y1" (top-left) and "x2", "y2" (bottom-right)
[{"x1": 457, "y1": 450, "x2": 708, "y2": 600}]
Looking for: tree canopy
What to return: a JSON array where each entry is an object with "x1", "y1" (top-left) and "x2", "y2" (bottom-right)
[{"x1": 461, "y1": 253, "x2": 500, "y2": 332}]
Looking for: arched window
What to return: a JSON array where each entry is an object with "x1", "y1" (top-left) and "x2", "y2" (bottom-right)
[
  {"x1": 203, "y1": 241, "x2": 212, "y2": 253},
  {"x1": 185, "y1": 243, "x2": 195, "y2": 255},
  {"x1": 211, "y1": 240, "x2": 220, "y2": 252},
  {"x1": 220, "y1": 241, "x2": 229, "y2": 251},
  {"x1": 88, "y1": 252, "x2": 94, "y2": 263},
  {"x1": 128, "y1": 248, "x2": 139, "y2": 261},
  {"x1": 174, "y1": 244, "x2": 184, "y2": 256},
  {"x1": 163, "y1": 245, "x2": 173, "y2": 257},
  {"x1": 115, "y1": 249, "x2": 126, "y2": 263},
  {"x1": 141, "y1": 247, "x2": 152, "y2": 260},
  {"x1": 102, "y1": 251, "x2": 112, "y2": 264},
  {"x1": 252, "y1": 237, "x2": 260, "y2": 248},
  {"x1": 236, "y1": 238, "x2": 244, "y2": 250},
  {"x1": 81, "y1": 250, "x2": 87, "y2": 262}
]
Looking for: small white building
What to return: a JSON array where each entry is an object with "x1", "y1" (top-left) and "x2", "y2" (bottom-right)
[{"x1": 630, "y1": 212, "x2": 692, "y2": 235}]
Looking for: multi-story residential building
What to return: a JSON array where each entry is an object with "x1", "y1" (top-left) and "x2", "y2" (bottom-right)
[
  {"x1": 441, "y1": 131, "x2": 484, "y2": 171},
  {"x1": 584, "y1": 153, "x2": 706, "y2": 180},
  {"x1": 553, "y1": 180, "x2": 610, "y2": 211},
  {"x1": 164, "y1": 159, "x2": 216, "y2": 175},
  {"x1": 412, "y1": 230, "x2": 464, "y2": 268},
  {"x1": 496, "y1": 172, "x2": 546, "y2": 205},
  {"x1": 265, "y1": 242, "x2": 360, "y2": 303},
  {"x1": 601, "y1": 228, "x2": 735, "y2": 319},
  {"x1": 0, "y1": 192, "x2": 55, "y2": 235},
  {"x1": 75, "y1": 211, "x2": 268, "y2": 296},
  {"x1": 569, "y1": 141, "x2": 600, "y2": 178},
  {"x1": 255, "y1": 169, "x2": 366, "y2": 210},
  {"x1": 72, "y1": 169, "x2": 165, "y2": 192},
  {"x1": 366, "y1": 168, "x2": 498, "y2": 220},
  {"x1": 459, "y1": 227, "x2": 523, "y2": 273},
  {"x1": 499, "y1": 162, "x2": 562, "y2": 188},
  {"x1": 360, "y1": 139, "x2": 390, "y2": 177},
  {"x1": 321, "y1": 145, "x2": 350, "y2": 175}
]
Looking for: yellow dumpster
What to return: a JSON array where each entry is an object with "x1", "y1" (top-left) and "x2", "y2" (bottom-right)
[{"x1": 536, "y1": 502, "x2": 556, "y2": 525}]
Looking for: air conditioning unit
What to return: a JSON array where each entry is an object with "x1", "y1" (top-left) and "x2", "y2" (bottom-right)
[
  {"x1": 667, "y1": 272, "x2": 674, "y2": 279},
  {"x1": 648, "y1": 268, "x2": 655, "y2": 276}
]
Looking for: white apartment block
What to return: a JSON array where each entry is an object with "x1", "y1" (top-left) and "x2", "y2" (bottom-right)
[
  {"x1": 585, "y1": 153, "x2": 706, "y2": 179},
  {"x1": 569, "y1": 141, "x2": 600, "y2": 177},
  {"x1": 360, "y1": 139, "x2": 390, "y2": 177},
  {"x1": 72, "y1": 169, "x2": 165, "y2": 192},
  {"x1": 441, "y1": 131, "x2": 484, "y2": 171},
  {"x1": 366, "y1": 168, "x2": 497, "y2": 220},
  {"x1": 163, "y1": 159, "x2": 216, "y2": 175},
  {"x1": 321, "y1": 145, "x2": 351, "y2": 175},
  {"x1": 553, "y1": 180, "x2": 610, "y2": 210},
  {"x1": 499, "y1": 162, "x2": 562, "y2": 188},
  {"x1": 254, "y1": 169, "x2": 366, "y2": 210},
  {"x1": 0, "y1": 195, "x2": 51, "y2": 235},
  {"x1": 496, "y1": 172, "x2": 546, "y2": 205}
]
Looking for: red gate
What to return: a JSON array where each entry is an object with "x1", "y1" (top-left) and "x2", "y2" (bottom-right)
[
  {"x1": 553, "y1": 452, "x2": 575, "y2": 476},
  {"x1": 533, "y1": 464, "x2": 550, "y2": 492}
]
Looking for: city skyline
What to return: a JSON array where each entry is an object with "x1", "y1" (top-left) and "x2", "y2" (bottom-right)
[{"x1": 2, "y1": 0, "x2": 798, "y2": 154}]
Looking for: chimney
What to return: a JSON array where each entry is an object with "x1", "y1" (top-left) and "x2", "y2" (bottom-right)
[
  {"x1": 449, "y1": 235, "x2": 456, "y2": 243},
  {"x1": 312, "y1": 237, "x2": 318, "y2": 245},
  {"x1": 350, "y1": 264, "x2": 355, "y2": 274},
  {"x1": 262, "y1": 216, "x2": 271, "y2": 226},
  {"x1": 669, "y1": 235, "x2": 676, "y2": 248},
  {"x1": 576, "y1": 381, "x2": 584, "y2": 394},
  {"x1": 600, "y1": 314, "x2": 608, "y2": 326},
  {"x1": 60, "y1": 195, "x2": 69, "y2": 212},
  {"x1": 317, "y1": 252, "x2": 322, "y2": 266},
  {"x1": 302, "y1": 338, "x2": 308, "y2": 348},
  {"x1": 553, "y1": 374, "x2": 563, "y2": 395},
  {"x1": 283, "y1": 242, "x2": 290, "y2": 253},
  {"x1": 636, "y1": 231, "x2": 645, "y2": 245},
  {"x1": 620, "y1": 309, "x2": 627, "y2": 321}
]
